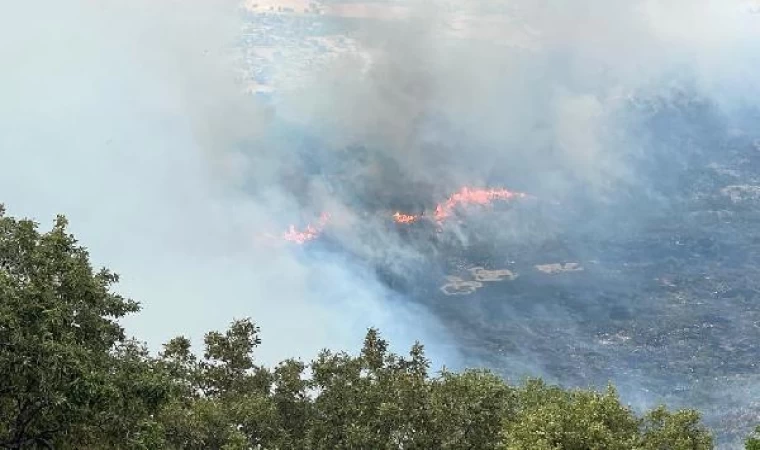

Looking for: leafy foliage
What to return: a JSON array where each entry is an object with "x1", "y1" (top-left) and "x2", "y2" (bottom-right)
[
  {"x1": 0, "y1": 206, "x2": 738, "y2": 449},
  {"x1": 746, "y1": 426, "x2": 760, "y2": 450},
  {"x1": 0, "y1": 207, "x2": 150, "y2": 449}
]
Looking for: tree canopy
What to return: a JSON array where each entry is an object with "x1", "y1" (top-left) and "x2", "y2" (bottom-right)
[{"x1": 0, "y1": 206, "x2": 749, "y2": 449}]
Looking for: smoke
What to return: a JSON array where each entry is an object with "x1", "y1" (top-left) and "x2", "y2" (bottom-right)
[
  {"x1": 0, "y1": 0, "x2": 459, "y2": 366},
  {"x1": 233, "y1": 1, "x2": 760, "y2": 445},
  {"x1": 269, "y1": 0, "x2": 760, "y2": 204},
  {"x1": 4, "y1": 0, "x2": 760, "y2": 445}
]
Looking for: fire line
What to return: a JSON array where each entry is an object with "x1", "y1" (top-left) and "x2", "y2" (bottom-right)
[{"x1": 272, "y1": 186, "x2": 529, "y2": 244}]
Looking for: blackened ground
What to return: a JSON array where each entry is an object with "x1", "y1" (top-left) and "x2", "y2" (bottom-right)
[
  {"x1": 417, "y1": 140, "x2": 760, "y2": 447},
  {"x1": 302, "y1": 97, "x2": 760, "y2": 447}
]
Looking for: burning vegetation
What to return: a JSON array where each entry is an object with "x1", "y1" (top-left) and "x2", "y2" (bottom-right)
[{"x1": 277, "y1": 186, "x2": 529, "y2": 244}]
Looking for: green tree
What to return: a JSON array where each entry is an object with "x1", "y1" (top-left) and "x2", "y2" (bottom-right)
[
  {"x1": 746, "y1": 426, "x2": 760, "y2": 450},
  {"x1": 84, "y1": 339, "x2": 173, "y2": 449},
  {"x1": 502, "y1": 380, "x2": 641, "y2": 450},
  {"x1": 502, "y1": 380, "x2": 712, "y2": 450},
  {"x1": 0, "y1": 206, "x2": 721, "y2": 450},
  {"x1": 639, "y1": 406, "x2": 712, "y2": 450},
  {"x1": 304, "y1": 328, "x2": 435, "y2": 450},
  {"x1": 157, "y1": 318, "x2": 280, "y2": 450},
  {"x1": 429, "y1": 369, "x2": 516, "y2": 449},
  {"x1": 0, "y1": 206, "x2": 161, "y2": 449}
]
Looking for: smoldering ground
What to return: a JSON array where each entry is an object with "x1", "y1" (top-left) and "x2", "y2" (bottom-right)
[{"x1": 4, "y1": 0, "x2": 760, "y2": 447}]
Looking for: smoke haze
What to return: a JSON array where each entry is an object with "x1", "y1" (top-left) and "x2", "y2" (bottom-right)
[
  {"x1": 0, "y1": 0, "x2": 456, "y2": 366},
  {"x1": 4, "y1": 0, "x2": 760, "y2": 446}
]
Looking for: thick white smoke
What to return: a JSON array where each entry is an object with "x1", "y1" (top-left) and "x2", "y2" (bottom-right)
[
  {"x1": 0, "y1": 0, "x2": 460, "y2": 366},
  {"x1": 5, "y1": 6, "x2": 760, "y2": 442}
]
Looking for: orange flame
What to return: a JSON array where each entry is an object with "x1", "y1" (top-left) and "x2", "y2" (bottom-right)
[
  {"x1": 272, "y1": 186, "x2": 529, "y2": 244},
  {"x1": 281, "y1": 212, "x2": 330, "y2": 244},
  {"x1": 392, "y1": 211, "x2": 420, "y2": 224},
  {"x1": 433, "y1": 187, "x2": 527, "y2": 222}
]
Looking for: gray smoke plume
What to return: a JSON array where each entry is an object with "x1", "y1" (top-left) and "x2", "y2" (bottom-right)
[
  {"x1": 4, "y1": 1, "x2": 760, "y2": 446},
  {"x1": 0, "y1": 0, "x2": 460, "y2": 365}
]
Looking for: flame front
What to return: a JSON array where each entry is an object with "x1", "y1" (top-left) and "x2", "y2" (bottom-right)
[
  {"x1": 281, "y1": 212, "x2": 331, "y2": 244},
  {"x1": 432, "y1": 187, "x2": 527, "y2": 222},
  {"x1": 392, "y1": 211, "x2": 420, "y2": 224},
  {"x1": 271, "y1": 186, "x2": 529, "y2": 244}
]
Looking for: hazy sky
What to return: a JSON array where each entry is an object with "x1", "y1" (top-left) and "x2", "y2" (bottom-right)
[
  {"x1": 0, "y1": 0, "x2": 463, "y2": 366},
  {"x1": 3, "y1": 0, "x2": 760, "y2": 370}
]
